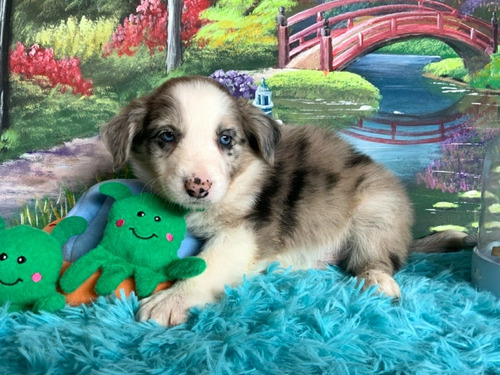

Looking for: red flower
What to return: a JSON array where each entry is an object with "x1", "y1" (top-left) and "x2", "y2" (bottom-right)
[
  {"x1": 103, "y1": 0, "x2": 210, "y2": 57},
  {"x1": 9, "y1": 42, "x2": 93, "y2": 96}
]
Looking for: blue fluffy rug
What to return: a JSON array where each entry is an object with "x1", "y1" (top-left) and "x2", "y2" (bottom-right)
[{"x1": 1, "y1": 251, "x2": 499, "y2": 375}]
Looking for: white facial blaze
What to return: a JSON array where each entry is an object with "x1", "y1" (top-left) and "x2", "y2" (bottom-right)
[{"x1": 159, "y1": 81, "x2": 236, "y2": 206}]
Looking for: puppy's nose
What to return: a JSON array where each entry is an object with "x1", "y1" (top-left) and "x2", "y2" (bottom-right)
[{"x1": 184, "y1": 177, "x2": 212, "y2": 199}]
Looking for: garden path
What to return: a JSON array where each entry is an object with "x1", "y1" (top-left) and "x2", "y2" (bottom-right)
[{"x1": 0, "y1": 136, "x2": 114, "y2": 218}]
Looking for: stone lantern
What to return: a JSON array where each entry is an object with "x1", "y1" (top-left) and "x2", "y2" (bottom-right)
[{"x1": 253, "y1": 78, "x2": 274, "y2": 116}]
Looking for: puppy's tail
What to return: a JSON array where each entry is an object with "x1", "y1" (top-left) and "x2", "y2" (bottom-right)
[{"x1": 410, "y1": 230, "x2": 477, "y2": 253}]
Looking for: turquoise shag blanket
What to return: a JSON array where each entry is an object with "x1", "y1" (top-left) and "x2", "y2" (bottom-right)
[{"x1": 1, "y1": 251, "x2": 499, "y2": 375}]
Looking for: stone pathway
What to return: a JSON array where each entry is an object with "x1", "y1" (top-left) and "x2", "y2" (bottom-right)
[{"x1": 0, "y1": 136, "x2": 114, "y2": 219}]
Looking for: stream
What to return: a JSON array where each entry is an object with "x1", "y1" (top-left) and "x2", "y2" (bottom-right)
[{"x1": 278, "y1": 53, "x2": 500, "y2": 237}]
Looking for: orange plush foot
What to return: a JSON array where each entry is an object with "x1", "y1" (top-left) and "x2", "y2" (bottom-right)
[{"x1": 45, "y1": 220, "x2": 172, "y2": 306}]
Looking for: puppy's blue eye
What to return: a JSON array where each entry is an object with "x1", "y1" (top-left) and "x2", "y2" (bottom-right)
[
  {"x1": 220, "y1": 134, "x2": 232, "y2": 146},
  {"x1": 160, "y1": 131, "x2": 175, "y2": 143}
]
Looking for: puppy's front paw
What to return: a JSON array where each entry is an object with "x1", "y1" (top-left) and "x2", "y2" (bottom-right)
[
  {"x1": 357, "y1": 269, "x2": 400, "y2": 299},
  {"x1": 137, "y1": 286, "x2": 211, "y2": 326}
]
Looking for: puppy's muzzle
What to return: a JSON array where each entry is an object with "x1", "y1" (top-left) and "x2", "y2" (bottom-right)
[{"x1": 184, "y1": 177, "x2": 212, "y2": 199}]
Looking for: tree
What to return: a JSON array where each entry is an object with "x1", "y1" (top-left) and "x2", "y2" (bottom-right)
[
  {"x1": 0, "y1": 0, "x2": 12, "y2": 132},
  {"x1": 166, "y1": 0, "x2": 181, "y2": 73},
  {"x1": 195, "y1": 0, "x2": 296, "y2": 52}
]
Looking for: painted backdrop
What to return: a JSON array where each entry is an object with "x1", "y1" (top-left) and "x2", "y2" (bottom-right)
[{"x1": 0, "y1": 0, "x2": 499, "y2": 239}]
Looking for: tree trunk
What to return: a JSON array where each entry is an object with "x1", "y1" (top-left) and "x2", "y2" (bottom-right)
[
  {"x1": 166, "y1": 0, "x2": 182, "y2": 73},
  {"x1": 0, "y1": 0, "x2": 12, "y2": 132}
]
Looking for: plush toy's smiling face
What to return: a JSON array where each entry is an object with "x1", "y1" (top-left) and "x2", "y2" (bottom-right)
[
  {"x1": 0, "y1": 226, "x2": 62, "y2": 306},
  {"x1": 101, "y1": 193, "x2": 187, "y2": 269}
]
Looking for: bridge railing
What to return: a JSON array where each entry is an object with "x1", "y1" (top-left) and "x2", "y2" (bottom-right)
[
  {"x1": 279, "y1": 0, "x2": 459, "y2": 67},
  {"x1": 286, "y1": 0, "x2": 457, "y2": 27},
  {"x1": 287, "y1": 4, "x2": 448, "y2": 61},
  {"x1": 330, "y1": 11, "x2": 494, "y2": 70},
  {"x1": 278, "y1": 0, "x2": 499, "y2": 70}
]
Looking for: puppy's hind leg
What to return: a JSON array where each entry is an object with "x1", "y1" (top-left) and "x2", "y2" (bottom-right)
[
  {"x1": 340, "y1": 203, "x2": 413, "y2": 299},
  {"x1": 342, "y1": 238, "x2": 407, "y2": 299}
]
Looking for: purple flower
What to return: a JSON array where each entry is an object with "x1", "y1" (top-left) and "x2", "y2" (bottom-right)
[
  {"x1": 209, "y1": 70, "x2": 257, "y2": 100},
  {"x1": 460, "y1": 0, "x2": 497, "y2": 15},
  {"x1": 416, "y1": 127, "x2": 500, "y2": 193}
]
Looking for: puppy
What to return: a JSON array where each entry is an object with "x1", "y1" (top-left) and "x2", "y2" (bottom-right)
[{"x1": 101, "y1": 76, "x2": 470, "y2": 326}]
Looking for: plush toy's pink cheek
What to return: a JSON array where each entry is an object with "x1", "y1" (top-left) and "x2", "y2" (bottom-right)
[
  {"x1": 32, "y1": 273, "x2": 42, "y2": 283},
  {"x1": 166, "y1": 233, "x2": 174, "y2": 242},
  {"x1": 116, "y1": 219, "x2": 125, "y2": 228}
]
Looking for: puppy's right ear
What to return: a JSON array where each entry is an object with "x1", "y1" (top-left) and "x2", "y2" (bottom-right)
[{"x1": 100, "y1": 98, "x2": 148, "y2": 170}]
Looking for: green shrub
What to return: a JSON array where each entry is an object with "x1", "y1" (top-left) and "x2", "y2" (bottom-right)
[
  {"x1": 469, "y1": 53, "x2": 500, "y2": 90},
  {"x1": 424, "y1": 54, "x2": 500, "y2": 90},
  {"x1": 377, "y1": 38, "x2": 459, "y2": 58},
  {"x1": 82, "y1": 46, "x2": 168, "y2": 103},
  {"x1": 267, "y1": 70, "x2": 381, "y2": 102},
  {"x1": 35, "y1": 16, "x2": 117, "y2": 61},
  {"x1": 13, "y1": 0, "x2": 136, "y2": 43},
  {"x1": 4, "y1": 79, "x2": 121, "y2": 162},
  {"x1": 423, "y1": 58, "x2": 468, "y2": 81},
  {"x1": 195, "y1": 0, "x2": 296, "y2": 52},
  {"x1": 0, "y1": 129, "x2": 20, "y2": 152},
  {"x1": 181, "y1": 45, "x2": 277, "y2": 76}
]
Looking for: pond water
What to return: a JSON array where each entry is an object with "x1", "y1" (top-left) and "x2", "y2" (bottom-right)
[{"x1": 274, "y1": 53, "x2": 500, "y2": 237}]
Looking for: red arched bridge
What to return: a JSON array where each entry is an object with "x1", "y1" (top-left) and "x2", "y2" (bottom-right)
[{"x1": 277, "y1": 0, "x2": 499, "y2": 72}]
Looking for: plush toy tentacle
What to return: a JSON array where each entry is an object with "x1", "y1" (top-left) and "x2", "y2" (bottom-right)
[
  {"x1": 99, "y1": 182, "x2": 133, "y2": 201},
  {"x1": 6, "y1": 303, "x2": 23, "y2": 313},
  {"x1": 59, "y1": 247, "x2": 109, "y2": 293},
  {"x1": 164, "y1": 257, "x2": 207, "y2": 280},
  {"x1": 134, "y1": 268, "x2": 167, "y2": 298},
  {"x1": 95, "y1": 264, "x2": 134, "y2": 295},
  {"x1": 51, "y1": 216, "x2": 88, "y2": 245},
  {"x1": 33, "y1": 293, "x2": 66, "y2": 313}
]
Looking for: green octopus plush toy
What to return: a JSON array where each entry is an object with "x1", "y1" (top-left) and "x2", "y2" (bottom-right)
[
  {"x1": 59, "y1": 182, "x2": 206, "y2": 298},
  {"x1": 0, "y1": 216, "x2": 87, "y2": 312}
]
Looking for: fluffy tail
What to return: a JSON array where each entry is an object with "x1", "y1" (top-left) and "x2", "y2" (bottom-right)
[{"x1": 410, "y1": 230, "x2": 477, "y2": 253}]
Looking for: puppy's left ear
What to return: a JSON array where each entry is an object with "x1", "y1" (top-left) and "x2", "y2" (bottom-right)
[
  {"x1": 238, "y1": 98, "x2": 281, "y2": 165},
  {"x1": 100, "y1": 97, "x2": 148, "y2": 170}
]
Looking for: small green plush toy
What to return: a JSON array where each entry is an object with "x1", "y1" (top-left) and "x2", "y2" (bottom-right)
[
  {"x1": 59, "y1": 182, "x2": 206, "y2": 298},
  {"x1": 0, "y1": 216, "x2": 87, "y2": 312}
]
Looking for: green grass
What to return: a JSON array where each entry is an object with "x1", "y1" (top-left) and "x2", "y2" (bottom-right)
[
  {"x1": 8, "y1": 165, "x2": 136, "y2": 228},
  {"x1": 267, "y1": 70, "x2": 381, "y2": 102},
  {"x1": 4, "y1": 80, "x2": 121, "y2": 162},
  {"x1": 12, "y1": 189, "x2": 77, "y2": 229}
]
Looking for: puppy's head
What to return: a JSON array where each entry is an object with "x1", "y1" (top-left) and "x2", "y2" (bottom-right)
[{"x1": 101, "y1": 76, "x2": 281, "y2": 209}]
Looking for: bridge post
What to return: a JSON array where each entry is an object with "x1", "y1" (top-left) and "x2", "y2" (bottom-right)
[
  {"x1": 492, "y1": 12, "x2": 498, "y2": 53},
  {"x1": 277, "y1": 7, "x2": 290, "y2": 68},
  {"x1": 320, "y1": 19, "x2": 333, "y2": 71}
]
